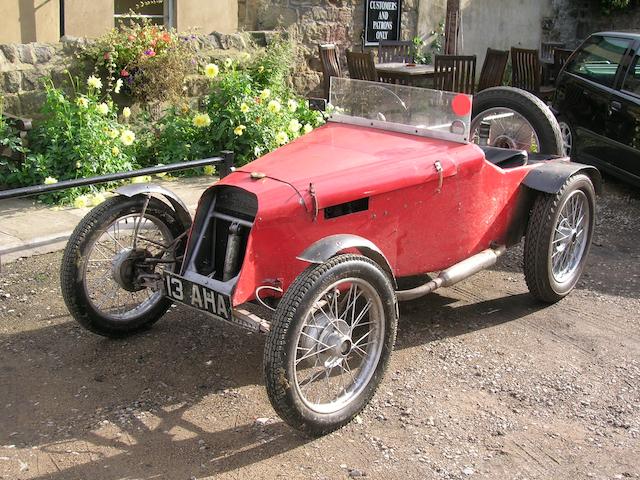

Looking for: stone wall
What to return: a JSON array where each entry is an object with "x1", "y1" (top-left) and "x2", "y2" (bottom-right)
[
  {"x1": 546, "y1": 0, "x2": 640, "y2": 48},
  {"x1": 239, "y1": 0, "x2": 419, "y2": 96},
  {"x1": 0, "y1": 32, "x2": 267, "y2": 119}
]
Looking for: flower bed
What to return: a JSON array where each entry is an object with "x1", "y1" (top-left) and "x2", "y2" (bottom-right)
[{"x1": 0, "y1": 29, "x2": 324, "y2": 205}]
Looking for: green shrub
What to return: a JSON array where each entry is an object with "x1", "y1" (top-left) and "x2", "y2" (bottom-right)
[
  {"x1": 140, "y1": 37, "x2": 325, "y2": 168},
  {"x1": 7, "y1": 78, "x2": 139, "y2": 204}
]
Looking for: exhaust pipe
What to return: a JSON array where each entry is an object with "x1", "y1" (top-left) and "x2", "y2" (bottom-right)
[{"x1": 396, "y1": 245, "x2": 506, "y2": 302}]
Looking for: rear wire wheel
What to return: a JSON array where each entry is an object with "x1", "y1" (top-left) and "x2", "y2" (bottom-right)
[
  {"x1": 61, "y1": 195, "x2": 188, "y2": 337},
  {"x1": 471, "y1": 86, "x2": 564, "y2": 155},
  {"x1": 264, "y1": 254, "x2": 397, "y2": 436},
  {"x1": 524, "y1": 174, "x2": 596, "y2": 303}
]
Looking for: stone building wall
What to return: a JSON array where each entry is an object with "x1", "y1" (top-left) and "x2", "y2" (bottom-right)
[
  {"x1": 546, "y1": 0, "x2": 640, "y2": 48},
  {"x1": 239, "y1": 0, "x2": 419, "y2": 96},
  {"x1": 0, "y1": 32, "x2": 266, "y2": 118}
]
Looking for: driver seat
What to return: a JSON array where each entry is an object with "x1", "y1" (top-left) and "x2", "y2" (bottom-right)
[{"x1": 480, "y1": 146, "x2": 528, "y2": 168}]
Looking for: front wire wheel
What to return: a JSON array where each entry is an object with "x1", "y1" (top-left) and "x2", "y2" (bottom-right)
[
  {"x1": 524, "y1": 174, "x2": 596, "y2": 303},
  {"x1": 61, "y1": 195, "x2": 188, "y2": 337},
  {"x1": 264, "y1": 254, "x2": 397, "y2": 436}
]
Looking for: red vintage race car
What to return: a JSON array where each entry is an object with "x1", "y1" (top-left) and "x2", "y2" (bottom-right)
[{"x1": 61, "y1": 79, "x2": 600, "y2": 436}]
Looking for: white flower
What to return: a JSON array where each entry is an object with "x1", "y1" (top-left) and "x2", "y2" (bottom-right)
[
  {"x1": 303, "y1": 123, "x2": 313, "y2": 134},
  {"x1": 97, "y1": 102, "x2": 109, "y2": 115},
  {"x1": 74, "y1": 195, "x2": 91, "y2": 208},
  {"x1": 254, "y1": 145, "x2": 262, "y2": 157},
  {"x1": 87, "y1": 75, "x2": 102, "y2": 90},
  {"x1": 204, "y1": 63, "x2": 219, "y2": 79},
  {"x1": 122, "y1": 107, "x2": 131, "y2": 119},
  {"x1": 224, "y1": 58, "x2": 233, "y2": 68},
  {"x1": 288, "y1": 118, "x2": 301, "y2": 134},
  {"x1": 44, "y1": 177, "x2": 58, "y2": 185},
  {"x1": 193, "y1": 113, "x2": 212, "y2": 128},
  {"x1": 120, "y1": 129, "x2": 136, "y2": 146},
  {"x1": 114, "y1": 78, "x2": 123, "y2": 94},
  {"x1": 240, "y1": 52, "x2": 251, "y2": 62},
  {"x1": 267, "y1": 99, "x2": 281, "y2": 113},
  {"x1": 76, "y1": 97, "x2": 89, "y2": 108},
  {"x1": 259, "y1": 88, "x2": 271, "y2": 99},
  {"x1": 275, "y1": 131, "x2": 289, "y2": 145},
  {"x1": 287, "y1": 99, "x2": 298, "y2": 112}
]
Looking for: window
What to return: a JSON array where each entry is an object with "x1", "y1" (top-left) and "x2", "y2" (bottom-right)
[
  {"x1": 114, "y1": 0, "x2": 175, "y2": 28},
  {"x1": 565, "y1": 35, "x2": 632, "y2": 88},
  {"x1": 622, "y1": 53, "x2": 640, "y2": 96}
]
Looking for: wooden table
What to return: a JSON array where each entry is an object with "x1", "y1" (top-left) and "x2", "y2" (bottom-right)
[{"x1": 375, "y1": 62, "x2": 435, "y2": 87}]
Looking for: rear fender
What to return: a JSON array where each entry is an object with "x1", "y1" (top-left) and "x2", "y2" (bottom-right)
[
  {"x1": 523, "y1": 162, "x2": 602, "y2": 195},
  {"x1": 115, "y1": 183, "x2": 192, "y2": 230},
  {"x1": 297, "y1": 234, "x2": 396, "y2": 287}
]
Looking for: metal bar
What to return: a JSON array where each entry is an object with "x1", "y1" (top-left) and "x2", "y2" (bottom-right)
[
  {"x1": 0, "y1": 157, "x2": 228, "y2": 201},
  {"x1": 113, "y1": 14, "x2": 165, "y2": 18}
]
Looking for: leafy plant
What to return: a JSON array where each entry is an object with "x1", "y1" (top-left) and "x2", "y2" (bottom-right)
[
  {"x1": 140, "y1": 36, "x2": 325, "y2": 168},
  {"x1": 410, "y1": 21, "x2": 445, "y2": 65},
  {"x1": 6, "y1": 78, "x2": 139, "y2": 204},
  {"x1": 600, "y1": 0, "x2": 632, "y2": 13},
  {"x1": 0, "y1": 96, "x2": 29, "y2": 186}
]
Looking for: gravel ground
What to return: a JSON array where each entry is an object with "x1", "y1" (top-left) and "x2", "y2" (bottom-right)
[{"x1": 0, "y1": 177, "x2": 639, "y2": 480}]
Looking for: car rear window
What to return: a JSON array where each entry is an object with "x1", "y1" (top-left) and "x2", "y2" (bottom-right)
[
  {"x1": 565, "y1": 35, "x2": 632, "y2": 87},
  {"x1": 622, "y1": 53, "x2": 640, "y2": 96}
]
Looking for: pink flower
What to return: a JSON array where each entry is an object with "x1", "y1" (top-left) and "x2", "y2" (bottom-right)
[
  {"x1": 120, "y1": 69, "x2": 129, "y2": 77},
  {"x1": 128, "y1": 35, "x2": 136, "y2": 41},
  {"x1": 144, "y1": 49, "x2": 156, "y2": 57},
  {"x1": 103, "y1": 52, "x2": 110, "y2": 60}
]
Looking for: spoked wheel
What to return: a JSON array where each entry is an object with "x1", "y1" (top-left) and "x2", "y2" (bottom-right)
[
  {"x1": 524, "y1": 174, "x2": 596, "y2": 303},
  {"x1": 61, "y1": 195, "x2": 189, "y2": 337},
  {"x1": 264, "y1": 254, "x2": 397, "y2": 436},
  {"x1": 557, "y1": 117, "x2": 574, "y2": 157},
  {"x1": 471, "y1": 87, "x2": 564, "y2": 155}
]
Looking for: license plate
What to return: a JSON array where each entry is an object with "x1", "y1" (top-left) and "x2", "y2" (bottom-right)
[{"x1": 163, "y1": 271, "x2": 232, "y2": 323}]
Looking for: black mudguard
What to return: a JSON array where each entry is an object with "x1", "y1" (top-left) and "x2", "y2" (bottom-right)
[{"x1": 523, "y1": 161, "x2": 602, "y2": 195}]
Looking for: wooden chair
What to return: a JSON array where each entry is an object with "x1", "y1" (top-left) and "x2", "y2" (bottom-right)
[
  {"x1": 477, "y1": 48, "x2": 509, "y2": 91},
  {"x1": 552, "y1": 48, "x2": 573, "y2": 81},
  {"x1": 318, "y1": 43, "x2": 342, "y2": 101},
  {"x1": 511, "y1": 47, "x2": 555, "y2": 100},
  {"x1": 433, "y1": 54, "x2": 477, "y2": 94},
  {"x1": 540, "y1": 41, "x2": 565, "y2": 61},
  {"x1": 346, "y1": 50, "x2": 379, "y2": 82},
  {"x1": 378, "y1": 40, "x2": 413, "y2": 63}
]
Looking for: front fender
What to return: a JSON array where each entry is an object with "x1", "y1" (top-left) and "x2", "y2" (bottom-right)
[
  {"x1": 116, "y1": 183, "x2": 192, "y2": 230},
  {"x1": 523, "y1": 161, "x2": 602, "y2": 194},
  {"x1": 297, "y1": 234, "x2": 396, "y2": 286}
]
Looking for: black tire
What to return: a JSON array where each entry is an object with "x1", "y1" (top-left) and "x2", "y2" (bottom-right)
[
  {"x1": 472, "y1": 86, "x2": 564, "y2": 155},
  {"x1": 524, "y1": 174, "x2": 596, "y2": 303},
  {"x1": 264, "y1": 254, "x2": 397, "y2": 436},
  {"x1": 61, "y1": 195, "x2": 187, "y2": 337}
]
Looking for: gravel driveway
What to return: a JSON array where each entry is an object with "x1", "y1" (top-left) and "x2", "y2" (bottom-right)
[{"x1": 1, "y1": 178, "x2": 638, "y2": 480}]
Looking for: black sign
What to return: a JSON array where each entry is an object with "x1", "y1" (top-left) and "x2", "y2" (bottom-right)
[{"x1": 364, "y1": 0, "x2": 402, "y2": 47}]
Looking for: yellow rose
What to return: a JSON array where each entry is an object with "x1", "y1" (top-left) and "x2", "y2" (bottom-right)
[
  {"x1": 97, "y1": 102, "x2": 109, "y2": 115},
  {"x1": 193, "y1": 113, "x2": 212, "y2": 128},
  {"x1": 267, "y1": 100, "x2": 281, "y2": 113},
  {"x1": 240, "y1": 102, "x2": 250, "y2": 113},
  {"x1": 120, "y1": 129, "x2": 136, "y2": 146},
  {"x1": 44, "y1": 176, "x2": 58, "y2": 185},
  {"x1": 122, "y1": 107, "x2": 131, "y2": 119},
  {"x1": 275, "y1": 131, "x2": 289, "y2": 145},
  {"x1": 76, "y1": 97, "x2": 89, "y2": 109},
  {"x1": 287, "y1": 99, "x2": 298, "y2": 112},
  {"x1": 111, "y1": 146, "x2": 120, "y2": 156},
  {"x1": 203, "y1": 165, "x2": 215, "y2": 176},
  {"x1": 204, "y1": 63, "x2": 219, "y2": 79},
  {"x1": 259, "y1": 88, "x2": 270, "y2": 99},
  {"x1": 107, "y1": 129, "x2": 119, "y2": 139},
  {"x1": 288, "y1": 119, "x2": 301, "y2": 134},
  {"x1": 74, "y1": 195, "x2": 91, "y2": 209}
]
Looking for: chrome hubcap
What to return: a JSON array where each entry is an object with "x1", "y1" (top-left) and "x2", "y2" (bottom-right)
[{"x1": 559, "y1": 121, "x2": 572, "y2": 157}]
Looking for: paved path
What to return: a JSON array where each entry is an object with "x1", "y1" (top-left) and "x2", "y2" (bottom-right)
[{"x1": 0, "y1": 176, "x2": 214, "y2": 264}]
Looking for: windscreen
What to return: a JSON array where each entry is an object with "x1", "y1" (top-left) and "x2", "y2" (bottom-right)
[{"x1": 328, "y1": 77, "x2": 472, "y2": 144}]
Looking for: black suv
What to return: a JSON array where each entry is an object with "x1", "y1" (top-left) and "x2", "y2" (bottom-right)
[{"x1": 553, "y1": 31, "x2": 640, "y2": 186}]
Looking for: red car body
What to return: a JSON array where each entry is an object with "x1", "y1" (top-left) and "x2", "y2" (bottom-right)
[{"x1": 186, "y1": 121, "x2": 565, "y2": 308}]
